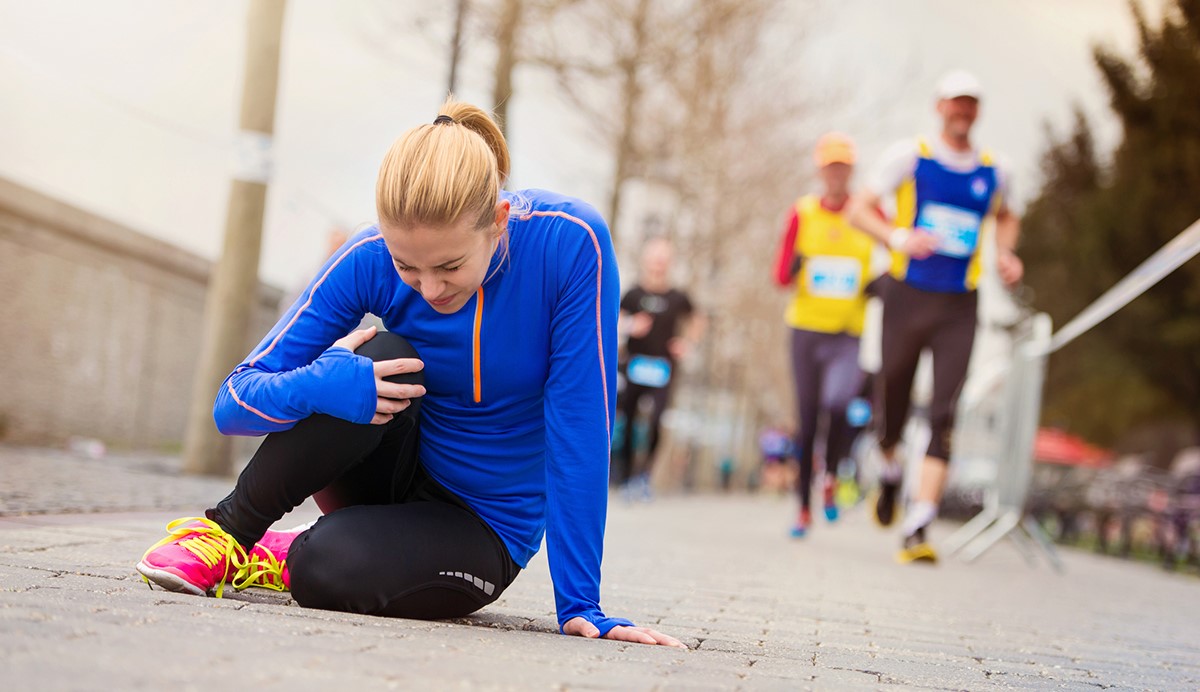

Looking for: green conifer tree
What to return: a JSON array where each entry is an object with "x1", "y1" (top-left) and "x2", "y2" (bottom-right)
[{"x1": 1022, "y1": 0, "x2": 1200, "y2": 455}]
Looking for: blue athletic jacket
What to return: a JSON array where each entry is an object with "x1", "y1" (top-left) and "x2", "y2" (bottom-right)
[{"x1": 212, "y1": 189, "x2": 632, "y2": 635}]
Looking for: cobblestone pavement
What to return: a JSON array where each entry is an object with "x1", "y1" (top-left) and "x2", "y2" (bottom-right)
[
  {"x1": 1, "y1": 445, "x2": 1198, "y2": 690},
  {"x1": 0, "y1": 445, "x2": 238, "y2": 516}
]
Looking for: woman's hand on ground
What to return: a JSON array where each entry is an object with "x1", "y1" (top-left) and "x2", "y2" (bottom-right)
[
  {"x1": 332, "y1": 326, "x2": 426, "y2": 425},
  {"x1": 562, "y1": 617, "x2": 687, "y2": 649}
]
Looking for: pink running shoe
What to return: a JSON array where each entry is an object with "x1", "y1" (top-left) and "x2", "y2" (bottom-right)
[
  {"x1": 231, "y1": 522, "x2": 312, "y2": 592},
  {"x1": 136, "y1": 517, "x2": 248, "y2": 598}
]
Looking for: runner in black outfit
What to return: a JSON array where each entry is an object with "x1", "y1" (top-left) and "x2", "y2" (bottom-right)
[{"x1": 615, "y1": 238, "x2": 703, "y2": 498}]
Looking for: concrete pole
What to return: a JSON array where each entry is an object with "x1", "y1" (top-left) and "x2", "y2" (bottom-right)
[{"x1": 183, "y1": 0, "x2": 287, "y2": 476}]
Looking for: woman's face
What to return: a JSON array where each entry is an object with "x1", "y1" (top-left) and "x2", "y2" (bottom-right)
[{"x1": 382, "y1": 201, "x2": 509, "y2": 315}]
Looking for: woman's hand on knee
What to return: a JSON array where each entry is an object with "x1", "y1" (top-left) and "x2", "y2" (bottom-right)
[
  {"x1": 332, "y1": 326, "x2": 426, "y2": 425},
  {"x1": 562, "y1": 617, "x2": 687, "y2": 649},
  {"x1": 370, "y1": 361, "x2": 425, "y2": 423}
]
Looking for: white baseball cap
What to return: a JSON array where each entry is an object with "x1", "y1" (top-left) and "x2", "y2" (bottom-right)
[{"x1": 935, "y1": 69, "x2": 982, "y2": 100}]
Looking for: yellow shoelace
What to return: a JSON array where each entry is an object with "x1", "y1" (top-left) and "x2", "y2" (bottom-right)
[
  {"x1": 231, "y1": 544, "x2": 288, "y2": 592},
  {"x1": 141, "y1": 517, "x2": 248, "y2": 598}
]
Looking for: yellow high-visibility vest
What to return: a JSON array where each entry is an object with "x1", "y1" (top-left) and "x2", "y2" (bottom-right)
[{"x1": 784, "y1": 195, "x2": 875, "y2": 336}]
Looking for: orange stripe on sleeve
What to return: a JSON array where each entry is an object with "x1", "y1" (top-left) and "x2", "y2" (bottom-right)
[
  {"x1": 225, "y1": 379, "x2": 298, "y2": 425},
  {"x1": 521, "y1": 210, "x2": 610, "y2": 431},
  {"x1": 250, "y1": 234, "x2": 383, "y2": 367}
]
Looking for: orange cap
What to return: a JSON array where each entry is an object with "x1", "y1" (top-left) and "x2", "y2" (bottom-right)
[{"x1": 814, "y1": 131, "x2": 856, "y2": 167}]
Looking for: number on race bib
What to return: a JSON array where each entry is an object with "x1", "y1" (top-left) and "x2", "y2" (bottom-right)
[
  {"x1": 916, "y1": 202, "x2": 982, "y2": 259},
  {"x1": 626, "y1": 355, "x2": 672, "y2": 388},
  {"x1": 806, "y1": 256, "x2": 862, "y2": 299}
]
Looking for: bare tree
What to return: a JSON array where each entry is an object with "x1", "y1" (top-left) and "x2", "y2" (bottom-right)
[
  {"x1": 525, "y1": 0, "x2": 821, "y2": 480},
  {"x1": 469, "y1": 0, "x2": 584, "y2": 141},
  {"x1": 660, "y1": 0, "x2": 815, "y2": 479},
  {"x1": 487, "y1": 0, "x2": 522, "y2": 137},
  {"x1": 525, "y1": 0, "x2": 695, "y2": 247},
  {"x1": 448, "y1": 0, "x2": 470, "y2": 93}
]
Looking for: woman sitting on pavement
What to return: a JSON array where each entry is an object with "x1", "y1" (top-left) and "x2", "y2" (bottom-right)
[{"x1": 135, "y1": 98, "x2": 684, "y2": 648}]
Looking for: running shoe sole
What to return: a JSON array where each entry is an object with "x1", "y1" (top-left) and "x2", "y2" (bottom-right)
[
  {"x1": 873, "y1": 482, "x2": 901, "y2": 527},
  {"x1": 136, "y1": 561, "x2": 209, "y2": 597},
  {"x1": 896, "y1": 543, "x2": 938, "y2": 564}
]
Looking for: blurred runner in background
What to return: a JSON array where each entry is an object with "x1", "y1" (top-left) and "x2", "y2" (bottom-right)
[
  {"x1": 758, "y1": 424, "x2": 796, "y2": 495},
  {"x1": 847, "y1": 70, "x2": 1024, "y2": 563},
  {"x1": 773, "y1": 132, "x2": 877, "y2": 538},
  {"x1": 615, "y1": 238, "x2": 705, "y2": 500}
]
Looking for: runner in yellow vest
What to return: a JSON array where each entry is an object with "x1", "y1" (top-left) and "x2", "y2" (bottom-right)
[{"x1": 773, "y1": 132, "x2": 878, "y2": 537}]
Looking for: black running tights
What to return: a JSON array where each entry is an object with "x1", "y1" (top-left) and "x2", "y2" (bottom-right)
[{"x1": 208, "y1": 332, "x2": 519, "y2": 619}]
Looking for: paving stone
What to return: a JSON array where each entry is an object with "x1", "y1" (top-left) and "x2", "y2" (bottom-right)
[{"x1": 0, "y1": 445, "x2": 1198, "y2": 689}]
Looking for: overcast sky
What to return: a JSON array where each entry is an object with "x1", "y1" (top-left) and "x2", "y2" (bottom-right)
[{"x1": 0, "y1": 0, "x2": 1159, "y2": 288}]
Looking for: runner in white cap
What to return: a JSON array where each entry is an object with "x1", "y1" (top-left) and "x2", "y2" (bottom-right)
[{"x1": 846, "y1": 70, "x2": 1023, "y2": 563}]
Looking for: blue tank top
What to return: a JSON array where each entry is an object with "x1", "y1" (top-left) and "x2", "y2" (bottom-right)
[{"x1": 892, "y1": 141, "x2": 1000, "y2": 293}]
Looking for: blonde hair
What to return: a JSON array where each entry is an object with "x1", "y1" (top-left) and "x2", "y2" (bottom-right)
[{"x1": 376, "y1": 97, "x2": 511, "y2": 232}]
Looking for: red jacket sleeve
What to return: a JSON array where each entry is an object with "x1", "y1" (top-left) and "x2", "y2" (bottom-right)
[{"x1": 773, "y1": 207, "x2": 800, "y2": 287}]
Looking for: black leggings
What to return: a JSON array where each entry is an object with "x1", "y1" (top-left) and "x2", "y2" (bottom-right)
[
  {"x1": 208, "y1": 332, "x2": 519, "y2": 619},
  {"x1": 615, "y1": 380, "x2": 672, "y2": 484},
  {"x1": 790, "y1": 329, "x2": 865, "y2": 509},
  {"x1": 877, "y1": 277, "x2": 977, "y2": 463}
]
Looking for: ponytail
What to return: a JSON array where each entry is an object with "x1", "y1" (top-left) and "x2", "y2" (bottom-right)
[
  {"x1": 376, "y1": 96, "x2": 510, "y2": 232},
  {"x1": 437, "y1": 100, "x2": 510, "y2": 182}
]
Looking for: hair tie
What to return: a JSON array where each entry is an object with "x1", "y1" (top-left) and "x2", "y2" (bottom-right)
[{"x1": 433, "y1": 115, "x2": 454, "y2": 125}]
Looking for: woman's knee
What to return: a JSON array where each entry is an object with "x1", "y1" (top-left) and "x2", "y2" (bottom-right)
[
  {"x1": 286, "y1": 506, "x2": 514, "y2": 620},
  {"x1": 356, "y1": 331, "x2": 424, "y2": 387},
  {"x1": 287, "y1": 518, "x2": 376, "y2": 613},
  {"x1": 289, "y1": 532, "x2": 501, "y2": 619}
]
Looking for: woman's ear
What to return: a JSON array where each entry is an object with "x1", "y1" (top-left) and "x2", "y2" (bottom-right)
[{"x1": 493, "y1": 200, "x2": 511, "y2": 233}]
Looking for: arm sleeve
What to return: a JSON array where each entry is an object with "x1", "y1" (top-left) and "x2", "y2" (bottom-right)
[
  {"x1": 773, "y1": 207, "x2": 800, "y2": 287},
  {"x1": 992, "y1": 155, "x2": 1022, "y2": 216},
  {"x1": 867, "y1": 139, "x2": 920, "y2": 199},
  {"x1": 542, "y1": 206, "x2": 635, "y2": 637},
  {"x1": 212, "y1": 232, "x2": 387, "y2": 436}
]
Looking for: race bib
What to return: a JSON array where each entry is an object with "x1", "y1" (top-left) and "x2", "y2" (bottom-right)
[
  {"x1": 916, "y1": 202, "x2": 982, "y2": 259},
  {"x1": 806, "y1": 256, "x2": 862, "y2": 299},
  {"x1": 626, "y1": 355, "x2": 672, "y2": 388}
]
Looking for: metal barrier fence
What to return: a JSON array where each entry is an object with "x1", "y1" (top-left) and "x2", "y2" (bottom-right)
[
  {"x1": 945, "y1": 216, "x2": 1200, "y2": 569},
  {"x1": 945, "y1": 312, "x2": 1061, "y2": 569}
]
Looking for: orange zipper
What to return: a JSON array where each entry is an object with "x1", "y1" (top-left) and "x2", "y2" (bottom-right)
[{"x1": 472, "y1": 286, "x2": 484, "y2": 403}]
